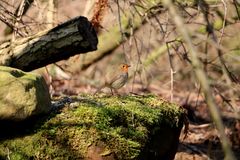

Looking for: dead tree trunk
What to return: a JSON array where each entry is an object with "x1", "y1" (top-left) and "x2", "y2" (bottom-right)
[{"x1": 0, "y1": 16, "x2": 98, "y2": 71}]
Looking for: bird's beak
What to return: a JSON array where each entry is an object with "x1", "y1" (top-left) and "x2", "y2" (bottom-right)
[{"x1": 127, "y1": 64, "x2": 131, "y2": 67}]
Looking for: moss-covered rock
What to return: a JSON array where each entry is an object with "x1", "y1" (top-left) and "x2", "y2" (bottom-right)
[
  {"x1": 0, "y1": 66, "x2": 51, "y2": 121},
  {"x1": 0, "y1": 94, "x2": 185, "y2": 160}
]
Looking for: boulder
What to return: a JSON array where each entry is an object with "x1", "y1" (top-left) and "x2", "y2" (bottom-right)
[
  {"x1": 0, "y1": 66, "x2": 51, "y2": 121},
  {"x1": 0, "y1": 94, "x2": 185, "y2": 160}
]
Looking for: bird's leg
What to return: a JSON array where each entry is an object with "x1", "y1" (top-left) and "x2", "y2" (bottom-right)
[
  {"x1": 114, "y1": 89, "x2": 120, "y2": 96},
  {"x1": 110, "y1": 88, "x2": 114, "y2": 95}
]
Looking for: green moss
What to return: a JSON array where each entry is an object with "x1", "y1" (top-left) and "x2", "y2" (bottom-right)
[{"x1": 0, "y1": 94, "x2": 184, "y2": 159}]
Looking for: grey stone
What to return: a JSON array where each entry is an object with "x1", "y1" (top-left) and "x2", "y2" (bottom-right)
[{"x1": 0, "y1": 66, "x2": 51, "y2": 121}]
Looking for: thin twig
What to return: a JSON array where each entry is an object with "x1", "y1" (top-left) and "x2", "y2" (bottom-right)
[
  {"x1": 166, "y1": 41, "x2": 176, "y2": 102},
  {"x1": 131, "y1": 36, "x2": 142, "y2": 92},
  {"x1": 233, "y1": 0, "x2": 240, "y2": 20},
  {"x1": 45, "y1": 67, "x2": 54, "y2": 97},
  {"x1": 7, "y1": 147, "x2": 10, "y2": 160},
  {"x1": 13, "y1": 0, "x2": 29, "y2": 39},
  {"x1": 218, "y1": 0, "x2": 227, "y2": 44},
  {"x1": 116, "y1": 0, "x2": 128, "y2": 62}
]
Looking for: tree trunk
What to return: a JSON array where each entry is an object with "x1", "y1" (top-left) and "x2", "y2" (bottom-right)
[{"x1": 0, "y1": 16, "x2": 98, "y2": 71}]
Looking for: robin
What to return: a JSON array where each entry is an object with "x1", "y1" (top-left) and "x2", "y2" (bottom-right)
[{"x1": 94, "y1": 63, "x2": 130, "y2": 95}]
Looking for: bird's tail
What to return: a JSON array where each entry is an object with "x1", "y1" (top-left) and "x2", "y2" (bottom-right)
[
  {"x1": 94, "y1": 82, "x2": 109, "y2": 95},
  {"x1": 94, "y1": 86, "x2": 104, "y2": 95}
]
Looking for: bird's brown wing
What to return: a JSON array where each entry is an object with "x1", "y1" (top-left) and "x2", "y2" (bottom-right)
[
  {"x1": 94, "y1": 74, "x2": 120, "y2": 95},
  {"x1": 108, "y1": 74, "x2": 121, "y2": 86}
]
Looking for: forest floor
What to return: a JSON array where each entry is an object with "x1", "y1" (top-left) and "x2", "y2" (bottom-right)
[{"x1": 175, "y1": 99, "x2": 240, "y2": 160}]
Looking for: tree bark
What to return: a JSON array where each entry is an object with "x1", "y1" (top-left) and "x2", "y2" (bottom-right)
[{"x1": 0, "y1": 16, "x2": 98, "y2": 71}]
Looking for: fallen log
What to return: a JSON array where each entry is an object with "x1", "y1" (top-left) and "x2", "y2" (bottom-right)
[{"x1": 0, "y1": 16, "x2": 98, "y2": 71}]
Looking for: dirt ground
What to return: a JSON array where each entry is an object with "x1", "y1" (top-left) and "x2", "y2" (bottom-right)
[{"x1": 174, "y1": 96, "x2": 240, "y2": 160}]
